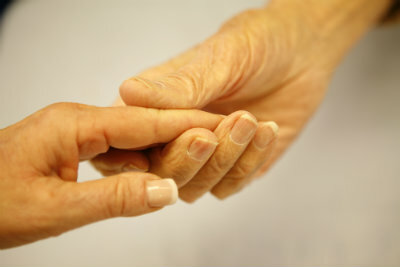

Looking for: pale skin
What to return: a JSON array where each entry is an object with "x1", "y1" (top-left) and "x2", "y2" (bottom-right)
[
  {"x1": 0, "y1": 0, "x2": 394, "y2": 249},
  {"x1": 96, "y1": 0, "x2": 393, "y2": 202},
  {"x1": 0, "y1": 103, "x2": 224, "y2": 248},
  {"x1": 93, "y1": 111, "x2": 279, "y2": 201}
]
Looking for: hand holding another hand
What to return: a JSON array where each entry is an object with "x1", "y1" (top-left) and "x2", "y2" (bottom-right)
[
  {"x1": 116, "y1": 0, "x2": 388, "y2": 201},
  {"x1": 115, "y1": 1, "x2": 339, "y2": 201},
  {"x1": 1, "y1": 0, "x2": 391, "y2": 250},
  {"x1": 0, "y1": 103, "x2": 221, "y2": 248},
  {"x1": 93, "y1": 111, "x2": 278, "y2": 202}
]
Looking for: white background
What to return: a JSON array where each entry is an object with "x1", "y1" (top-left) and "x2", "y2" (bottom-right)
[{"x1": 0, "y1": 0, "x2": 399, "y2": 266}]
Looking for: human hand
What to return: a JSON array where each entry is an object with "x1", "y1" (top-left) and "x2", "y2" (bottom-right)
[
  {"x1": 0, "y1": 103, "x2": 221, "y2": 248},
  {"x1": 118, "y1": 0, "x2": 390, "y2": 194},
  {"x1": 93, "y1": 110, "x2": 278, "y2": 202}
]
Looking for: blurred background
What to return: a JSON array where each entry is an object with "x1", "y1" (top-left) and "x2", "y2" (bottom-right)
[{"x1": 0, "y1": 0, "x2": 399, "y2": 266}]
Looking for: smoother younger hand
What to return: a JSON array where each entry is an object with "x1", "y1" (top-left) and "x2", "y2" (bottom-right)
[{"x1": 0, "y1": 103, "x2": 221, "y2": 248}]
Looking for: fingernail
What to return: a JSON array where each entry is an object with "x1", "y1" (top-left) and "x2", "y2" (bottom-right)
[
  {"x1": 146, "y1": 179, "x2": 178, "y2": 207},
  {"x1": 230, "y1": 114, "x2": 258, "y2": 145},
  {"x1": 254, "y1": 121, "x2": 279, "y2": 149},
  {"x1": 122, "y1": 163, "x2": 147, "y2": 172},
  {"x1": 188, "y1": 137, "x2": 218, "y2": 161}
]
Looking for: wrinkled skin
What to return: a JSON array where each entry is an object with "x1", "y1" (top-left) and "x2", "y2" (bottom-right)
[
  {"x1": 115, "y1": 0, "x2": 390, "y2": 201},
  {"x1": 113, "y1": 3, "x2": 333, "y2": 200},
  {"x1": 0, "y1": 103, "x2": 221, "y2": 248}
]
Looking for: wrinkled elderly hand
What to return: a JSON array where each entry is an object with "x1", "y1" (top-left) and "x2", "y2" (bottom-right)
[
  {"x1": 0, "y1": 103, "x2": 221, "y2": 248},
  {"x1": 93, "y1": 110, "x2": 278, "y2": 202},
  {"x1": 118, "y1": 0, "x2": 390, "y2": 200}
]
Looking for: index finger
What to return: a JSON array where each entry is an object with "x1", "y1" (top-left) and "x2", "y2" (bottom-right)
[{"x1": 77, "y1": 105, "x2": 223, "y2": 155}]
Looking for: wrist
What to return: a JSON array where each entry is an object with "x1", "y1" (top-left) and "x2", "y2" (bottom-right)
[{"x1": 266, "y1": 0, "x2": 392, "y2": 69}]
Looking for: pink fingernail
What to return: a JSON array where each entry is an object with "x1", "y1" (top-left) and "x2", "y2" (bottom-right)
[
  {"x1": 253, "y1": 121, "x2": 278, "y2": 149},
  {"x1": 146, "y1": 179, "x2": 178, "y2": 207},
  {"x1": 230, "y1": 114, "x2": 258, "y2": 145},
  {"x1": 187, "y1": 137, "x2": 218, "y2": 161}
]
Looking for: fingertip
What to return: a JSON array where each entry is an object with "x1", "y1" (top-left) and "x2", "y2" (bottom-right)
[
  {"x1": 253, "y1": 121, "x2": 279, "y2": 150},
  {"x1": 216, "y1": 110, "x2": 258, "y2": 132},
  {"x1": 211, "y1": 177, "x2": 248, "y2": 200},
  {"x1": 188, "y1": 128, "x2": 219, "y2": 145},
  {"x1": 120, "y1": 77, "x2": 186, "y2": 108},
  {"x1": 179, "y1": 194, "x2": 197, "y2": 204},
  {"x1": 172, "y1": 128, "x2": 218, "y2": 162},
  {"x1": 265, "y1": 121, "x2": 279, "y2": 135},
  {"x1": 159, "y1": 127, "x2": 217, "y2": 158},
  {"x1": 120, "y1": 78, "x2": 160, "y2": 107},
  {"x1": 231, "y1": 110, "x2": 258, "y2": 122},
  {"x1": 239, "y1": 112, "x2": 258, "y2": 124},
  {"x1": 119, "y1": 79, "x2": 137, "y2": 105},
  {"x1": 187, "y1": 136, "x2": 219, "y2": 162},
  {"x1": 229, "y1": 113, "x2": 258, "y2": 145},
  {"x1": 146, "y1": 178, "x2": 178, "y2": 207},
  {"x1": 165, "y1": 178, "x2": 178, "y2": 205},
  {"x1": 212, "y1": 191, "x2": 229, "y2": 200}
]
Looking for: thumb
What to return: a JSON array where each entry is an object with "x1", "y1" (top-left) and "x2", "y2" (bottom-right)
[
  {"x1": 56, "y1": 173, "x2": 177, "y2": 231},
  {"x1": 119, "y1": 33, "x2": 250, "y2": 109}
]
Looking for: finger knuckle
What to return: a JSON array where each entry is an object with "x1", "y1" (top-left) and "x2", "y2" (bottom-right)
[
  {"x1": 106, "y1": 176, "x2": 133, "y2": 217},
  {"x1": 73, "y1": 106, "x2": 110, "y2": 157},
  {"x1": 236, "y1": 110, "x2": 257, "y2": 121},
  {"x1": 226, "y1": 161, "x2": 253, "y2": 180},
  {"x1": 27, "y1": 102, "x2": 84, "y2": 141},
  {"x1": 39, "y1": 102, "x2": 74, "y2": 121},
  {"x1": 208, "y1": 155, "x2": 233, "y2": 176}
]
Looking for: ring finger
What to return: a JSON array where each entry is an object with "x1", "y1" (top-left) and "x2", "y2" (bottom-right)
[
  {"x1": 211, "y1": 121, "x2": 278, "y2": 199},
  {"x1": 178, "y1": 111, "x2": 258, "y2": 203}
]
